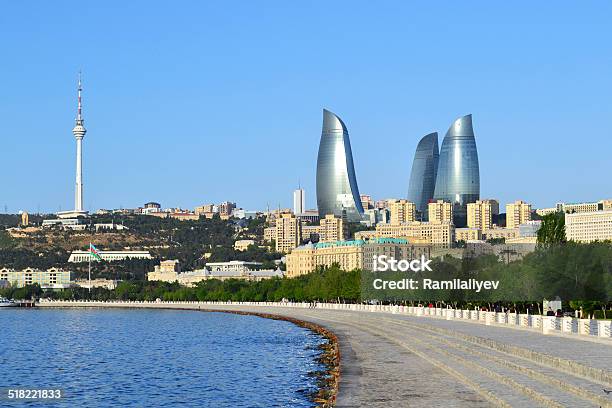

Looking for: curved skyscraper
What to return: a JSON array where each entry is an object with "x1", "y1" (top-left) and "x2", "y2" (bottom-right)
[
  {"x1": 433, "y1": 114, "x2": 480, "y2": 226},
  {"x1": 316, "y1": 109, "x2": 364, "y2": 222},
  {"x1": 407, "y1": 132, "x2": 439, "y2": 220}
]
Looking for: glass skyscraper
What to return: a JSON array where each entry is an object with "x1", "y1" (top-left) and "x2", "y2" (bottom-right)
[
  {"x1": 316, "y1": 109, "x2": 364, "y2": 222},
  {"x1": 433, "y1": 114, "x2": 480, "y2": 226},
  {"x1": 407, "y1": 132, "x2": 439, "y2": 220}
]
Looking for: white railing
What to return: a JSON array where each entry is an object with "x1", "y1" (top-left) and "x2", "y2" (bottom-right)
[{"x1": 37, "y1": 299, "x2": 612, "y2": 340}]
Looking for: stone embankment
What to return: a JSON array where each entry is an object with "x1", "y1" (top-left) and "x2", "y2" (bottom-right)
[{"x1": 38, "y1": 300, "x2": 612, "y2": 407}]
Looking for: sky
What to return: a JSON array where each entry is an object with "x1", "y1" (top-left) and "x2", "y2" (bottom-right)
[{"x1": 1, "y1": 1, "x2": 611, "y2": 214}]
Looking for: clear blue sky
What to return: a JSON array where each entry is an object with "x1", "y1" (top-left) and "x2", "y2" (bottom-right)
[{"x1": 1, "y1": 1, "x2": 610, "y2": 214}]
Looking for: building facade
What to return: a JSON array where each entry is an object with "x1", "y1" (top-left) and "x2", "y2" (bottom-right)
[
  {"x1": 369, "y1": 221, "x2": 454, "y2": 247},
  {"x1": 205, "y1": 261, "x2": 262, "y2": 272},
  {"x1": 433, "y1": 114, "x2": 480, "y2": 226},
  {"x1": 536, "y1": 200, "x2": 612, "y2": 217},
  {"x1": 360, "y1": 194, "x2": 374, "y2": 210},
  {"x1": 218, "y1": 201, "x2": 236, "y2": 218},
  {"x1": 467, "y1": 199, "x2": 499, "y2": 231},
  {"x1": 388, "y1": 199, "x2": 416, "y2": 225},
  {"x1": 295, "y1": 209, "x2": 320, "y2": 223},
  {"x1": 316, "y1": 109, "x2": 364, "y2": 222},
  {"x1": 0, "y1": 267, "x2": 71, "y2": 288},
  {"x1": 455, "y1": 227, "x2": 482, "y2": 242},
  {"x1": 407, "y1": 132, "x2": 439, "y2": 220},
  {"x1": 506, "y1": 200, "x2": 532, "y2": 229},
  {"x1": 264, "y1": 226, "x2": 276, "y2": 243},
  {"x1": 565, "y1": 210, "x2": 612, "y2": 243},
  {"x1": 274, "y1": 213, "x2": 302, "y2": 253},
  {"x1": 483, "y1": 227, "x2": 519, "y2": 241},
  {"x1": 293, "y1": 189, "x2": 305, "y2": 215},
  {"x1": 428, "y1": 200, "x2": 453, "y2": 224},
  {"x1": 318, "y1": 214, "x2": 346, "y2": 242},
  {"x1": 68, "y1": 250, "x2": 153, "y2": 263},
  {"x1": 234, "y1": 239, "x2": 255, "y2": 251},
  {"x1": 286, "y1": 238, "x2": 432, "y2": 278},
  {"x1": 148, "y1": 261, "x2": 282, "y2": 286}
]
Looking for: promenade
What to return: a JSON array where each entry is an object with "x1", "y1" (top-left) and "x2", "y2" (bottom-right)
[{"x1": 37, "y1": 301, "x2": 612, "y2": 407}]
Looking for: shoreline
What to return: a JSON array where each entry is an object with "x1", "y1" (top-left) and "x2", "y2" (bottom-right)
[
  {"x1": 200, "y1": 309, "x2": 340, "y2": 407},
  {"x1": 35, "y1": 300, "x2": 612, "y2": 406},
  {"x1": 31, "y1": 303, "x2": 341, "y2": 408}
]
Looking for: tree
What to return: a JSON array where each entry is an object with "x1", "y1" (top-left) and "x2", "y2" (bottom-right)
[{"x1": 537, "y1": 212, "x2": 566, "y2": 245}]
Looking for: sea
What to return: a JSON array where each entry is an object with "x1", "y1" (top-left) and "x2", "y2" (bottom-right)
[{"x1": 0, "y1": 308, "x2": 325, "y2": 407}]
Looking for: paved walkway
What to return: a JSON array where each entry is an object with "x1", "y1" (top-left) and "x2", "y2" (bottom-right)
[
  {"x1": 200, "y1": 305, "x2": 612, "y2": 407},
  {"x1": 38, "y1": 302, "x2": 612, "y2": 407}
]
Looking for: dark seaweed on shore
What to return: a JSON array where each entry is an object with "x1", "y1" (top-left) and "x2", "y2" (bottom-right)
[{"x1": 197, "y1": 309, "x2": 340, "y2": 408}]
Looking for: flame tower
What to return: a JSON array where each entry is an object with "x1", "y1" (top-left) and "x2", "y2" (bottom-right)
[
  {"x1": 433, "y1": 114, "x2": 480, "y2": 226},
  {"x1": 316, "y1": 109, "x2": 364, "y2": 222}
]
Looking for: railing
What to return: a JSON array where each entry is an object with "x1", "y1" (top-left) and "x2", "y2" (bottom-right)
[{"x1": 37, "y1": 299, "x2": 612, "y2": 339}]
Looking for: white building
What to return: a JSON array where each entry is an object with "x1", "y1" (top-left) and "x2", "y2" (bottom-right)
[
  {"x1": 234, "y1": 240, "x2": 256, "y2": 251},
  {"x1": 565, "y1": 210, "x2": 612, "y2": 243},
  {"x1": 42, "y1": 218, "x2": 86, "y2": 230},
  {"x1": 94, "y1": 223, "x2": 128, "y2": 231},
  {"x1": 148, "y1": 267, "x2": 283, "y2": 286},
  {"x1": 205, "y1": 261, "x2": 262, "y2": 272},
  {"x1": 68, "y1": 250, "x2": 153, "y2": 263},
  {"x1": 73, "y1": 279, "x2": 118, "y2": 290},
  {"x1": 231, "y1": 209, "x2": 259, "y2": 219},
  {"x1": 293, "y1": 188, "x2": 305, "y2": 215},
  {"x1": 296, "y1": 209, "x2": 320, "y2": 223}
]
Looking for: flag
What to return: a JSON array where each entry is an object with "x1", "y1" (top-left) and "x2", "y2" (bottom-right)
[{"x1": 89, "y1": 243, "x2": 103, "y2": 261}]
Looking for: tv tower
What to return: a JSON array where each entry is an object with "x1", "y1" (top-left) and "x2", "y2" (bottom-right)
[{"x1": 72, "y1": 73, "x2": 87, "y2": 213}]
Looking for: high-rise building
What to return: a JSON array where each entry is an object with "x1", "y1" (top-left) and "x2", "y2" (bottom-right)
[
  {"x1": 433, "y1": 114, "x2": 480, "y2": 226},
  {"x1": 428, "y1": 200, "x2": 453, "y2": 224},
  {"x1": 316, "y1": 109, "x2": 364, "y2": 222},
  {"x1": 293, "y1": 188, "x2": 305, "y2": 215},
  {"x1": 388, "y1": 199, "x2": 416, "y2": 225},
  {"x1": 375, "y1": 200, "x2": 389, "y2": 210},
  {"x1": 506, "y1": 200, "x2": 532, "y2": 228},
  {"x1": 194, "y1": 204, "x2": 216, "y2": 217},
  {"x1": 318, "y1": 214, "x2": 346, "y2": 242},
  {"x1": 360, "y1": 194, "x2": 374, "y2": 210},
  {"x1": 407, "y1": 132, "x2": 439, "y2": 220},
  {"x1": 467, "y1": 199, "x2": 499, "y2": 231},
  {"x1": 218, "y1": 201, "x2": 236, "y2": 217},
  {"x1": 274, "y1": 213, "x2": 302, "y2": 253}
]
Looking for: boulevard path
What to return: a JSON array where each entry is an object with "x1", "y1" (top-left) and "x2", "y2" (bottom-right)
[{"x1": 38, "y1": 301, "x2": 612, "y2": 407}]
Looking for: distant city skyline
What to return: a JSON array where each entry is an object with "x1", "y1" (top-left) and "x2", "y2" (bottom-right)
[{"x1": 1, "y1": 2, "x2": 611, "y2": 213}]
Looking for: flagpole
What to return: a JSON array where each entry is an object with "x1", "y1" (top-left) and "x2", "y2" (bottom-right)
[{"x1": 88, "y1": 242, "x2": 92, "y2": 294}]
